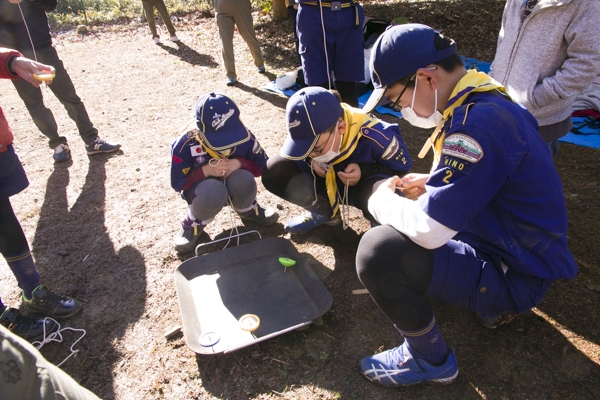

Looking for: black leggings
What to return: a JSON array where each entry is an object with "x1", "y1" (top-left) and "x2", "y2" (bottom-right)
[
  {"x1": 356, "y1": 224, "x2": 435, "y2": 331},
  {"x1": 0, "y1": 198, "x2": 29, "y2": 258},
  {"x1": 261, "y1": 155, "x2": 380, "y2": 221}
]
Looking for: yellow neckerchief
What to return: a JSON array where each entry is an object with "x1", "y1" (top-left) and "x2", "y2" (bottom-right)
[
  {"x1": 323, "y1": 105, "x2": 379, "y2": 217},
  {"x1": 195, "y1": 133, "x2": 232, "y2": 160},
  {"x1": 418, "y1": 70, "x2": 508, "y2": 170}
]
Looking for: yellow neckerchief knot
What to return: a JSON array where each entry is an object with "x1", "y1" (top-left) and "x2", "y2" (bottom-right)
[
  {"x1": 418, "y1": 69, "x2": 508, "y2": 169},
  {"x1": 196, "y1": 133, "x2": 232, "y2": 160},
  {"x1": 323, "y1": 104, "x2": 379, "y2": 217}
]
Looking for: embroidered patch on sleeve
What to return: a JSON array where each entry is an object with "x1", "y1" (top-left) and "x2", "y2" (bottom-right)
[
  {"x1": 190, "y1": 145, "x2": 205, "y2": 156},
  {"x1": 441, "y1": 155, "x2": 472, "y2": 175},
  {"x1": 182, "y1": 167, "x2": 191, "y2": 175},
  {"x1": 252, "y1": 139, "x2": 263, "y2": 154},
  {"x1": 442, "y1": 134, "x2": 483, "y2": 163},
  {"x1": 172, "y1": 155, "x2": 183, "y2": 164},
  {"x1": 382, "y1": 136, "x2": 399, "y2": 160}
]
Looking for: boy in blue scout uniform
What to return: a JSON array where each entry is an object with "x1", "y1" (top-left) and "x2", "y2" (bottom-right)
[
  {"x1": 357, "y1": 24, "x2": 578, "y2": 387},
  {"x1": 170, "y1": 92, "x2": 278, "y2": 253},
  {"x1": 261, "y1": 86, "x2": 411, "y2": 234},
  {"x1": 296, "y1": 0, "x2": 364, "y2": 106}
]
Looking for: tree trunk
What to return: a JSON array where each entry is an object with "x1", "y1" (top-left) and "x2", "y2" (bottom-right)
[{"x1": 273, "y1": 0, "x2": 288, "y2": 20}]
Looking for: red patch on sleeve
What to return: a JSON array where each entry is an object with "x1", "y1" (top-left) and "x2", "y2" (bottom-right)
[{"x1": 172, "y1": 155, "x2": 183, "y2": 164}]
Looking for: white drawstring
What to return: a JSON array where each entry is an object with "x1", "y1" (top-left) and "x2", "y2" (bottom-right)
[{"x1": 32, "y1": 317, "x2": 87, "y2": 367}]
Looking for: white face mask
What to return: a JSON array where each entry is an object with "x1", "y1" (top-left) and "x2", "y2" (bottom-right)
[
  {"x1": 402, "y1": 77, "x2": 443, "y2": 129},
  {"x1": 312, "y1": 121, "x2": 341, "y2": 163}
]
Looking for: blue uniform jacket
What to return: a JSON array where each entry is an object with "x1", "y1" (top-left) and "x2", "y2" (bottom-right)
[
  {"x1": 420, "y1": 90, "x2": 577, "y2": 310},
  {"x1": 170, "y1": 130, "x2": 268, "y2": 203},
  {"x1": 297, "y1": 106, "x2": 412, "y2": 203}
]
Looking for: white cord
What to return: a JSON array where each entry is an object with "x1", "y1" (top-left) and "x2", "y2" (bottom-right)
[
  {"x1": 338, "y1": 179, "x2": 350, "y2": 230},
  {"x1": 318, "y1": 0, "x2": 332, "y2": 90},
  {"x1": 32, "y1": 317, "x2": 87, "y2": 367},
  {"x1": 18, "y1": 3, "x2": 38, "y2": 62},
  {"x1": 222, "y1": 193, "x2": 241, "y2": 250}
]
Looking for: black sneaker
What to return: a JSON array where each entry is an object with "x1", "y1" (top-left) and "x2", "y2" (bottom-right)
[
  {"x1": 237, "y1": 205, "x2": 279, "y2": 226},
  {"x1": 86, "y1": 136, "x2": 121, "y2": 155},
  {"x1": 0, "y1": 307, "x2": 58, "y2": 343},
  {"x1": 174, "y1": 224, "x2": 205, "y2": 253},
  {"x1": 24, "y1": 285, "x2": 82, "y2": 319}
]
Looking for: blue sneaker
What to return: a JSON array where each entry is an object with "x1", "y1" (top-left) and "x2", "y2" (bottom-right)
[
  {"x1": 86, "y1": 136, "x2": 121, "y2": 155},
  {"x1": 284, "y1": 211, "x2": 340, "y2": 234},
  {"x1": 360, "y1": 342, "x2": 458, "y2": 387},
  {"x1": 53, "y1": 143, "x2": 71, "y2": 162}
]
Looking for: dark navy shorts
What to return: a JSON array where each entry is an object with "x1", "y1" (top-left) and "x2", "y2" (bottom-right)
[
  {"x1": 0, "y1": 145, "x2": 29, "y2": 200},
  {"x1": 426, "y1": 239, "x2": 549, "y2": 314}
]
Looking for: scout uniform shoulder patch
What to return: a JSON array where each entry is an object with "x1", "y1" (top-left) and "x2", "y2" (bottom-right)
[
  {"x1": 442, "y1": 134, "x2": 483, "y2": 163},
  {"x1": 382, "y1": 136, "x2": 399, "y2": 160}
]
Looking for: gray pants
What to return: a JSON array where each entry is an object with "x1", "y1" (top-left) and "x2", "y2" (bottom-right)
[
  {"x1": 189, "y1": 169, "x2": 256, "y2": 222},
  {"x1": 142, "y1": 0, "x2": 177, "y2": 38},
  {"x1": 10, "y1": 45, "x2": 98, "y2": 149},
  {"x1": 214, "y1": 0, "x2": 264, "y2": 79}
]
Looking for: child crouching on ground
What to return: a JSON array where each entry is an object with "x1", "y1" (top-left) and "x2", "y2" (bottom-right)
[{"x1": 170, "y1": 92, "x2": 279, "y2": 253}]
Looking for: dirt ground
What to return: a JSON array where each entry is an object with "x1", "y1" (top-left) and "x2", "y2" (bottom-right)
[{"x1": 1, "y1": 1, "x2": 599, "y2": 399}]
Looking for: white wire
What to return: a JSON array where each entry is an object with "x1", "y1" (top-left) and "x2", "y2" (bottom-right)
[
  {"x1": 18, "y1": 3, "x2": 38, "y2": 62},
  {"x1": 32, "y1": 317, "x2": 87, "y2": 367},
  {"x1": 318, "y1": 0, "x2": 332, "y2": 90},
  {"x1": 338, "y1": 179, "x2": 350, "y2": 230}
]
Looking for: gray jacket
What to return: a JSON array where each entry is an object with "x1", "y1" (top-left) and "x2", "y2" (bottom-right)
[{"x1": 489, "y1": 0, "x2": 600, "y2": 128}]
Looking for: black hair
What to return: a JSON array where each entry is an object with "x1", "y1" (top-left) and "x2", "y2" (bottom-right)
[{"x1": 389, "y1": 32, "x2": 464, "y2": 90}]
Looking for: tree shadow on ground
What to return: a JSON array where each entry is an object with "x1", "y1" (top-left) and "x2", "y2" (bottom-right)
[
  {"x1": 229, "y1": 81, "x2": 289, "y2": 111},
  {"x1": 158, "y1": 41, "x2": 220, "y2": 68},
  {"x1": 30, "y1": 154, "x2": 146, "y2": 400}
]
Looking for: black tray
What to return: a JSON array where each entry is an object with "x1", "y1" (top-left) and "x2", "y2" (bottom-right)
[{"x1": 174, "y1": 236, "x2": 332, "y2": 354}]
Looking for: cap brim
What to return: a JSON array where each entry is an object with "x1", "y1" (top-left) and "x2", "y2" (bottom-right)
[
  {"x1": 280, "y1": 133, "x2": 320, "y2": 161},
  {"x1": 201, "y1": 125, "x2": 250, "y2": 151},
  {"x1": 362, "y1": 86, "x2": 388, "y2": 113}
]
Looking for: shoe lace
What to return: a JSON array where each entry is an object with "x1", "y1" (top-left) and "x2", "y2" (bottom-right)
[
  {"x1": 33, "y1": 288, "x2": 68, "y2": 308},
  {"x1": 32, "y1": 317, "x2": 87, "y2": 368}
]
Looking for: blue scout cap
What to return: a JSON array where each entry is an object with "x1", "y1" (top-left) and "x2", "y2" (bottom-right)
[
  {"x1": 363, "y1": 23, "x2": 457, "y2": 113},
  {"x1": 281, "y1": 87, "x2": 343, "y2": 160},
  {"x1": 195, "y1": 92, "x2": 250, "y2": 150}
]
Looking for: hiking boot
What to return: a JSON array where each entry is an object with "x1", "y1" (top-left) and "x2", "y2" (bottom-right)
[
  {"x1": 0, "y1": 307, "x2": 59, "y2": 343},
  {"x1": 257, "y1": 65, "x2": 266, "y2": 74},
  {"x1": 284, "y1": 211, "x2": 341, "y2": 234},
  {"x1": 360, "y1": 342, "x2": 458, "y2": 388},
  {"x1": 237, "y1": 205, "x2": 279, "y2": 226},
  {"x1": 53, "y1": 143, "x2": 71, "y2": 163},
  {"x1": 24, "y1": 285, "x2": 82, "y2": 319},
  {"x1": 476, "y1": 312, "x2": 518, "y2": 329},
  {"x1": 86, "y1": 137, "x2": 121, "y2": 155},
  {"x1": 174, "y1": 224, "x2": 205, "y2": 253}
]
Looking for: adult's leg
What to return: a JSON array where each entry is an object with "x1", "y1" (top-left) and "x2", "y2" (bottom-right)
[
  {"x1": 34, "y1": 46, "x2": 98, "y2": 145},
  {"x1": 215, "y1": 6, "x2": 237, "y2": 80},
  {"x1": 10, "y1": 66, "x2": 63, "y2": 149},
  {"x1": 332, "y1": 6, "x2": 364, "y2": 106},
  {"x1": 296, "y1": 5, "x2": 333, "y2": 86},
  {"x1": 142, "y1": 0, "x2": 159, "y2": 37},
  {"x1": 230, "y1": 0, "x2": 264, "y2": 68},
  {"x1": 153, "y1": 0, "x2": 177, "y2": 37}
]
